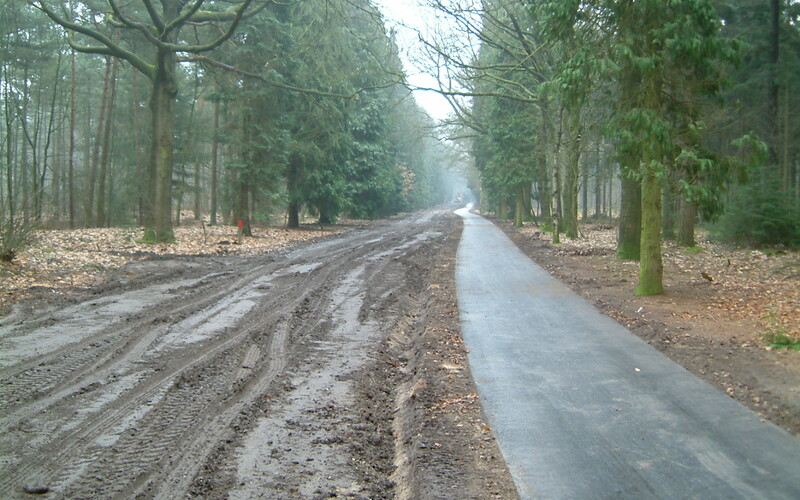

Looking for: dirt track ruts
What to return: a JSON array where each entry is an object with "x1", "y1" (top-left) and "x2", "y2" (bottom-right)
[{"x1": 0, "y1": 210, "x2": 478, "y2": 499}]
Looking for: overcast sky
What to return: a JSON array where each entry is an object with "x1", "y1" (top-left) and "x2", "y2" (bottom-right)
[{"x1": 372, "y1": 0, "x2": 454, "y2": 121}]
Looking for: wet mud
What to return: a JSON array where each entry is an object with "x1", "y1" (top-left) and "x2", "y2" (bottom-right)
[{"x1": 0, "y1": 210, "x2": 517, "y2": 499}]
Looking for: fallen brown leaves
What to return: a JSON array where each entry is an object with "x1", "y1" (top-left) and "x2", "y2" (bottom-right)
[
  {"x1": 0, "y1": 223, "x2": 343, "y2": 311},
  {"x1": 526, "y1": 223, "x2": 800, "y2": 340}
]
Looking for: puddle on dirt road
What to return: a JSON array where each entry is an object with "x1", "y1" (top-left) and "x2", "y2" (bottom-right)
[
  {"x1": 0, "y1": 278, "x2": 202, "y2": 369},
  {"x1": 230, "y1": 265, "x2": 379, "y2": 498},
  {"x1": 275, "y1": 262, "x2": 324, "y2": 276},
  {"x1": 150, "y1": 275, "x2": 276, "y2": 352},
  {"x1": 369, "y1": 231, "x2": 442, "y2": 262}
]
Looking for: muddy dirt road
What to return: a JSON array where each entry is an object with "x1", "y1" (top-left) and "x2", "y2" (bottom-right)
[{"x1": 0, "y1": 210, "x2": 516, "y2": 499}]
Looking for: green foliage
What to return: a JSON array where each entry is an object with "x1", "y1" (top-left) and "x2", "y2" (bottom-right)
[
  {"x1": 762, "y1": 310, "x2": 800, "y2": 351},
  {"x1": 763, "y1": 332, "x2": 800, "y2": 351},
  {"x1": 712, "y1": 167, "x2": 800, "y2": 248}
]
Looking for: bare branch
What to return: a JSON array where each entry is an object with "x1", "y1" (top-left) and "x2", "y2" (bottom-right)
[
  {"x1": 31, "y1": 1, "x2": 155, "y2": 79},
  {"x1": 182, "y1": 55, "x2": 404, "y2": 99}
]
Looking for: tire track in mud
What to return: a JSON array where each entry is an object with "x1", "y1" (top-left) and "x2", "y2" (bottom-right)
[{"x1": 0, "y1": 211, "x2": 451, "y2": 499}]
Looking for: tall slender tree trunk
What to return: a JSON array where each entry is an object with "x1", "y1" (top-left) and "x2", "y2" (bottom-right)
[
  {"x1": 522, "y1": 182, "x2": 532, "y2": 220},
  {"x1": 677, "y1": 198, "x2": 696, "y2": 247},
  {"x1": 97, "y1": 54, "x2": 119, "y2": 227},
  {"x1": 498, "y1": 197, "x2": 508, "y2": 220},
  {"x1": 616, "y1": 61, "x2": 642, "y2": 259},
  {"x1": 67, "y1": 2, "x2": 76, "y2": 228},
  {"x1": 20, "y1": 66, "x2": 29, "y2": 225},
  {"x1": 551, "y1": 105, "x2": 563, "y2": 244},
  {"x1": 538, "y1": 100, "x2": 555, "y2": 234},
  {"x1": 35, "y1": 50, "x2": 62, "y2": 223},
  {"x1": 236, "y1": 181, "x2": 252, "y2": 236},
  {"x1": 235, "y1": 105, "x2": 255, "y2": 236},
  {"x1": 287, "y1": 157, "x2": 300, "y2": 229},
  {"x1": 781, "y1": 85, "x2": 790, "y2": 191},
  {"x1": 131, "y1": 68, "x2": 145, "y2": 225},
  {"x1": 617, "y1": 173, "x2": 641, "y2": 259},
  {"x1": 581, "y1": 152, "x2": 588, "y2": 221},
  {"x1": 193, "y1": 161, "x2": 201, "y2": 221},
  {"x1": 662, "y1": 193, "x2": 677, "y2": 241},
  {"x1": 562, "y1": 108, "x2": 582, "y2": 239},
  {"x1": 636, "y1": 167, "x2": 664, "y2": 295},
  {"x1": 514, "y1": 185, "x2": 524, "y2": 228},
  {"x1": 210, "y1": 99, "x2": 220, "y2": 225},
  {"x1": 769, "y1": 0, "x2": 780, "y2": 163},
  {"x1": 144, "y1": 50, "x2": 178, "y2": 243},
  {"x1": 175, "y1": 164, "x2": 184, "y2": 226},
  {"x1": 87, "y1": 56, "x2": 111, "y2": 226},
  {"x1": 4, "y1": 67, "x2": 13, "y2": 223}
]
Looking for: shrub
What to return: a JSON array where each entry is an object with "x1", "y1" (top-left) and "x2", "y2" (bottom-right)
[
  {"x1": 712, "y1": 168, "x2": 800, "y2": 248},
  {"x1": 0, "y1": 216, "x2": 34, "y2": 262}
]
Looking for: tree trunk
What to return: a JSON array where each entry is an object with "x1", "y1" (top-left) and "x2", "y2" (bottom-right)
[
  {"x1": 617, "y1": 168, "x2": 641, "y2": 260},
  {"x1": 661, "y1": 192, "x2": 677, "y2": 241},
  {"x1": 287, "y1": 157, "x2": 300, "y2": 228},
  {"x1": 20, "y1": 66, "x2": 29, "y2": 225},
  {"x1": 677, "y1": 198, "x2": 696, "y2": 247},
  {"x1": 768, "y1": 0, "x2": 780, "y2": 162},
  {"x1": 144, "y1": 51, "x2": 178, "y2": 243},
  {"x1": 552, "y1": 162, "x2": 561, "y2": 245},
  {"x1": 581, "y1": 151, "x2": 588, "y2": 221},
  {"x1": 234, "y1": 173, "x2": 253, "y2": 236},
  {"x1": 552, "y1": 107, "x2": 563, "y2": 244},
  {"x1": 193, "y1": 161, "x2": 201, "y2": 221},
  {"x1": 593, "y1": 141, "x2": 602, "y2": 217},
  {"x1": 175, "y1": 163, "x2": 185, "y2": 227},
  {"x1": 210, "y1": 100, "x2": 220, "y2": 225},
  {"x1": 287, "y1": 201, "x2": 300, "y2": 228},
  {"x1": 522, "y1": 182, "x2": 532, "y2": 221},
  {"x1": 87, "y1": 56, "x2": 111, "y2": 226},
  {"x1": 97, "y1": 54, "x2": 119, "y2": 227},
  {"x1": 562, "y1": 109, "x2": 581, "y2": 239},
  {"x1": 68, "y1": 4, "x2": 76, "y2": 228},
  {"x1": 132, "y1": 67, "x2": 145, "y2": 226},
  {"x1": 514, "y1": 185, "x2": 524, "y2": 228},
  {"x1": 636, "y1": 169, "x2": 664, "y2": 295},
  {"x1": 4, "y1": 67, "x2": 13, "y2": 223}
]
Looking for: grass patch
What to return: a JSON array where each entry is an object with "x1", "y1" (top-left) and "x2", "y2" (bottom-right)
[
  {"x1": 763, "y1": 331, "x2": 800, "y2": 351},
  {"x1": 762, "y1": 310, "x2": 800, "y2": 351},
  {"x1": 682, "y1": 246, "x2": 703, "y2": 255}
]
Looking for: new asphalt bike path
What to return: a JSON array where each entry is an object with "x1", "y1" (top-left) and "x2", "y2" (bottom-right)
[{"x1": 454, "y1": 207, "x2": 800, "y2": 499}]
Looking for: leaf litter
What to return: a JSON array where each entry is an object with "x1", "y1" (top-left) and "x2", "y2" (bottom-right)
[{"x1": 0, "y1": 223, "x2": 341, "y2": 312}]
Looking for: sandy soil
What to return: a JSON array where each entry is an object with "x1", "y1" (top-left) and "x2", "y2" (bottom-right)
[
  {"x1": 494, "y1": 218, "x2": 800, "y2": 436},
  {"x1": 0, "y1": 211, "x2": 517, "y2": 499}
]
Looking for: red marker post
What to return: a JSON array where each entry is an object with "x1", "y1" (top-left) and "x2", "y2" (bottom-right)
[{"x1": 237, "y1": 219, "x2": 244, "y2": 245}]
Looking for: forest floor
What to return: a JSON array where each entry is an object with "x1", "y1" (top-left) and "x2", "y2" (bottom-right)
[
  {"x1": 0, "y1": 221, "x2": 340, "y2": 311},
  {"x1": 494, "y1": 217, "x2": 800, "y2": 436}
]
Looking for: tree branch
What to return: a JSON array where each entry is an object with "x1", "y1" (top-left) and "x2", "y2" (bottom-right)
[
  {"x1": 183, "y1": 55, "x2": 403, "y2": 99},
  {"x1": 141, "y1": 0, "x2": 165, "y2": 32},
  {"x1": 31, "y1": 1, "x2": 155, "y2": 79}
]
